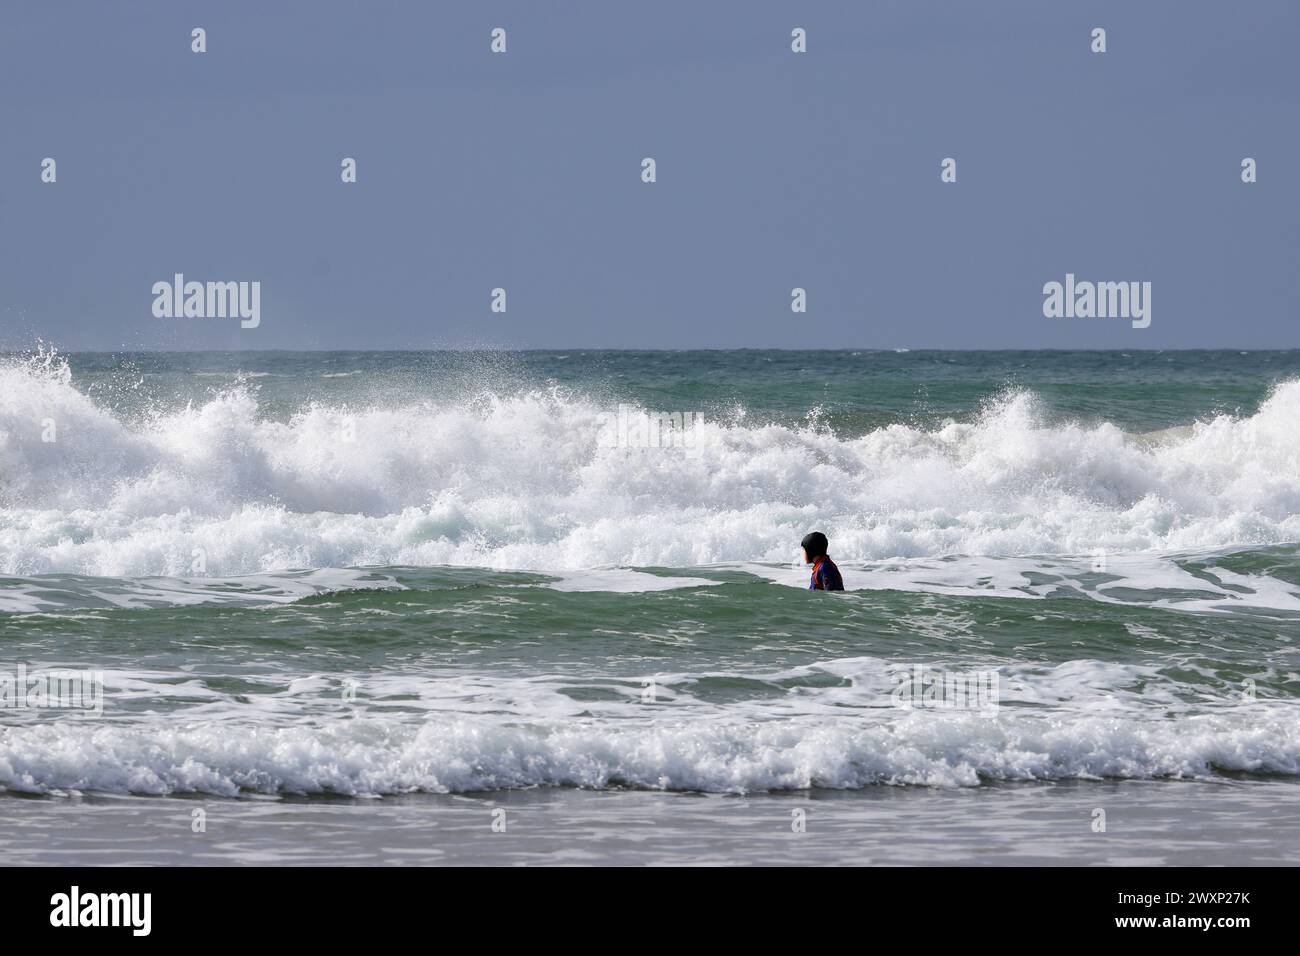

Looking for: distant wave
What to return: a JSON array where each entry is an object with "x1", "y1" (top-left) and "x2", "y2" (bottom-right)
[{"x1": 2, "y1": 350, "x2": 1299, "y2": 577}]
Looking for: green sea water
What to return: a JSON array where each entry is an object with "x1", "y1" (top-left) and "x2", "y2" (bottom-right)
[{"x1": 0, "y1": 349, "x2": 1297, "y2": 803}]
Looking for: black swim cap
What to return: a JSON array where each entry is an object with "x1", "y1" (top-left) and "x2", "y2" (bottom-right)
[{"x1": 801, "y1": 531, "x2": 829, "y2": 558}]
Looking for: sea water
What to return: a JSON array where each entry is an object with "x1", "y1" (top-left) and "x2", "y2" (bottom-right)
[{"x1": 0, "y1": 349, "x2": 1297, "y2": 863}]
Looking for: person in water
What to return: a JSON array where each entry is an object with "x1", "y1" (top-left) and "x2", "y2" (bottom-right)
[{"x1": 801, "y1": 531, "x2": 844, "y2": 591}]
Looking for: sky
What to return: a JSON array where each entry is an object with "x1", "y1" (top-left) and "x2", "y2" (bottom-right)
[{"x1": 0, "y1": 0, "x2": 1296, "y2": 351}]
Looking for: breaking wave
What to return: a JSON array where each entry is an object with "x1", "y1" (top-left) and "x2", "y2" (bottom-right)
[{"x1": 2, "y1": 350, "x2": 1299, "y2": 576}]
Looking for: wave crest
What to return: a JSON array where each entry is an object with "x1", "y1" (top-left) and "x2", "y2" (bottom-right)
[{"x1": 3, "y1": 353, "x2": 1300, "y2": 575}]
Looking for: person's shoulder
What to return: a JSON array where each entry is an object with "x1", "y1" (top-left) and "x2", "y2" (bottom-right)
[{"x1": 825, "y1": 557, "x2": 844, "y2": 585}]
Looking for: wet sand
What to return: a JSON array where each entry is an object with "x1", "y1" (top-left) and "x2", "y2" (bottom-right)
[{"x1": 3, "y1": 779, "x2": 1297, "y2": 866}]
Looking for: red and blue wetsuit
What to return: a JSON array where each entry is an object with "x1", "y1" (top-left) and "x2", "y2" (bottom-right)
[{"x1": 809, "y1": 556, "x2": 844, "y2": 591}]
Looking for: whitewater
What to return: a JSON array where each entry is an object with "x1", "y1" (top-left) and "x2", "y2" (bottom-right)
[
  {"x1": 1, "y1": 349, "x2": 1298, "y2": 808},
  {"x1": 2, "y1": 349, "x2": 1299, "y2": 577}
]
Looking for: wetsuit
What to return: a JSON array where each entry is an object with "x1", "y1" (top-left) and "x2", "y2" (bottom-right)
[{"x1": 809, "y1": 555, "x2": 844, "y2": 591}]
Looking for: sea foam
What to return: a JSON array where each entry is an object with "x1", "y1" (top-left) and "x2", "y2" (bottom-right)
[
  {"x1": 1, "y1": 705, "x2": 1295, "y2": 795},
  {"x1": 3, "y1": 351, "x2": 1300, "y2": 576}
]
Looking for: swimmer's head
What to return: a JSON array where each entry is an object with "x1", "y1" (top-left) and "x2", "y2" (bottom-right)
[{"x1": 800, "y1": 531, "x2": 829, "y2": 564}]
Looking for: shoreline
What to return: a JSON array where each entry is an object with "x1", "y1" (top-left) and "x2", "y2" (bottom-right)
[{"x1": 3, "y1": 779, "x2": 1297, "y2": 866}]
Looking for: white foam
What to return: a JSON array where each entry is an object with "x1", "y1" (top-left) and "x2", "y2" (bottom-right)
[
  {"x1": 4, "y1": 351, "x2": 1300, "y2": 577},
  {"x1": 742, "y1": 552, "x2": 1300, "y2": 616},
  {"x1": 1, "y1": 705, "x2": 1294, "y2": 795},
  {"x1": 2, "y1": 654, "x2": 1293, "y2": 795},
  {"x1": 0, "y1": 568, "x2": 403, "y2": 613},
  {"x1": 545, "y1": 568, "x2": 725, "y2": 592}
]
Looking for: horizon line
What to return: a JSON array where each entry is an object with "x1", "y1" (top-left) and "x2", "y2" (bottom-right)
[{"x1": 4, "y1": 346, "x2": 1299, "y2": 355}]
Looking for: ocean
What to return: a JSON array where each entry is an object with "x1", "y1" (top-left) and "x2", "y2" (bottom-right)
[{"x1": 1, "y1": 349, "x2": 1298, "y2": 865}]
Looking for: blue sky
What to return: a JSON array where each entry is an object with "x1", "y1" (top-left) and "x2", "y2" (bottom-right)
[{"x1": 1, "y1": 0, "x2": 1296, "y2": 350}]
